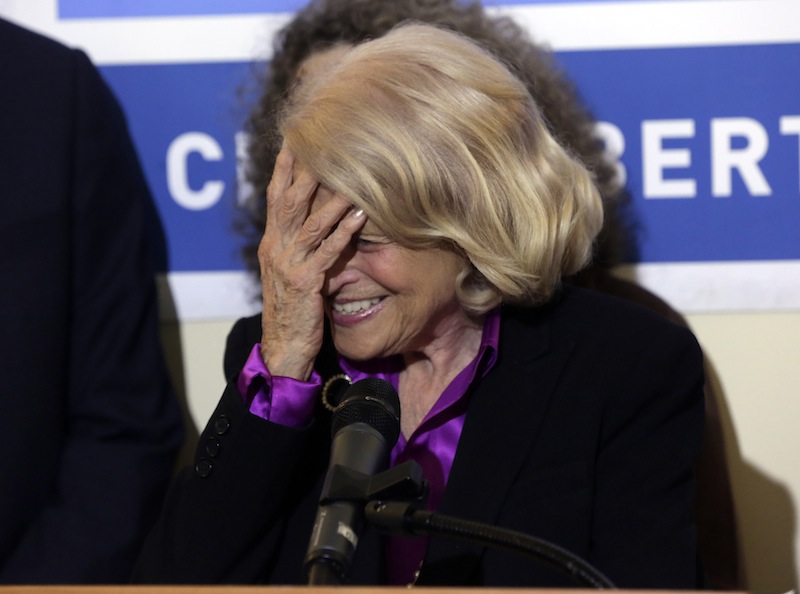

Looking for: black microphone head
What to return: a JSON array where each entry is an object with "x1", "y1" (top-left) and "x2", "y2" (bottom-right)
[{"x1": 331, "y1": 378, "x2": 400, "y2": 446}]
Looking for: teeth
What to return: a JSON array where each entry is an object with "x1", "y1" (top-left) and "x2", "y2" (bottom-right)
[{"x1": 333, "y1": 298, "x2": 381, "y2": 315}]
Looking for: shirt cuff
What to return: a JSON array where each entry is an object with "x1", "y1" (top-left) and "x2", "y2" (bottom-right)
[{"x1": 237, "y1": 344, "x2": 322, "y2": 428}]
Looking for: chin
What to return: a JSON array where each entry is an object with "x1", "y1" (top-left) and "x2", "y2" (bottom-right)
[
  {"x1": 333, "y1": 338, "x2": 372, "y2": 361},
  {"x1": 333, "y1": 335, "x2": 392, "y2": 362}
]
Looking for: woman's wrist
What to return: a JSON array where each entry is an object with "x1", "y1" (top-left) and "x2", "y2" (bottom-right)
[{"x1": 259, "y1": 343, "x2": 315, "y2": 382}]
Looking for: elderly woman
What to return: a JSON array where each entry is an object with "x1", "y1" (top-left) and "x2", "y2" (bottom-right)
[
  {"x1": 134, "y1": 23, "x2": 704, "y2": 588},
  {"x1": 239, "y1": 1, "x2": 740, "y2": 588}
]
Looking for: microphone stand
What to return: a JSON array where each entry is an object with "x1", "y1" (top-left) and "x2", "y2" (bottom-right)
[
  {"x1": 312, "y1": 460, "x2": 616, "y2": 589},
  {"x1": 365, "y1": 499, "x2": 616, "y2": 589}
]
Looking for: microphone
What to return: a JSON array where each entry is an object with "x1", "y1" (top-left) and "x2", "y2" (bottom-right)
[{"x1": 305, "y1": 378, "x2": 401, "y2": 585}]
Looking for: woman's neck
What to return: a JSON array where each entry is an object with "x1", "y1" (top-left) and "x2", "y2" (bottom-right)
[{"x1": 398, "y1": 314, "x2": 484, "y2": 438}]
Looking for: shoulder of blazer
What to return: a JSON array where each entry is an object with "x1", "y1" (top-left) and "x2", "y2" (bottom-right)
[{"x1": 502, "y1": 284, "x2": 693, "y2": 351}]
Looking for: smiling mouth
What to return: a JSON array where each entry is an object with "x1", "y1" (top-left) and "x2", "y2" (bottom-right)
[{"x1": 332, "y1": 297, "x2": 382, "y2": 315}]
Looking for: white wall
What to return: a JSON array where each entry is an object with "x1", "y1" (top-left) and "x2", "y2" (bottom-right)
[{"x1": 686, "y1": 311, "x2": 800, "y2": 593}]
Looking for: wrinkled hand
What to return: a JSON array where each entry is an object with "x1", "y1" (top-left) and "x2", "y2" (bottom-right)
[{"x1": 258, "y1": 146, "x2": 366, "y2": 380}]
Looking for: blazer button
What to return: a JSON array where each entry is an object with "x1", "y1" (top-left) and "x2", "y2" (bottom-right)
[
  {"x1": 214, "y1": 414, "x2": 231, "y2": 435},
  {"x1": 196, "y1": 458, "x2": 213, "y2": 478},
  {"x1": 206, "y1": 436, "x2": 221, "y2": 458}
]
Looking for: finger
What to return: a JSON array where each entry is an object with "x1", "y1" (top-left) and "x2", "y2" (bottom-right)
[
  {"x1": 267, "y1": 164, "x2": 321, "y2": 239},
  {"x1": 299, "y1": 190, "x2": 352, "y2": 243},
  {"x1": 280, "y1": 167, "x2": 319, "y2": 224},
  {"x1": 265, "y1": 145, "x2": 294, "y2": 223},
  {"x1": 311, "y1": 207, "x2": 367, "y2": 268}
]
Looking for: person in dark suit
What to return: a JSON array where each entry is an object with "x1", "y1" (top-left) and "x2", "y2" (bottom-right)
[
  {"x1": 133, "y1": 23, "x2": 704, "y2": 587},
  {"x1": 0, "y1": 17, "x2": 184, "y2": 583}
]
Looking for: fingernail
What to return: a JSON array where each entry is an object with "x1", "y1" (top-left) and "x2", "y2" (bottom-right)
[{"x1": 351, "y1": 208, "x2": 365, "y2": 219}]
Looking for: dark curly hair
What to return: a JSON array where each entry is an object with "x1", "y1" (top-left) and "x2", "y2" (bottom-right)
[{"x1": 239, "y1": 0, "x2": 637, "y2": 286}]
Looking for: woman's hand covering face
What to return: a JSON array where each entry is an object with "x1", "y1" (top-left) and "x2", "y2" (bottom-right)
[{"x1": 257, "y1": 146, "x2": 366, "y2": 380}]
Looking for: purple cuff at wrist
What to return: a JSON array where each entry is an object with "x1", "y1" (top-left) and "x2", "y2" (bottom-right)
[{"x1": 236, "y1": 344, "x2": 322, "y2": 427}]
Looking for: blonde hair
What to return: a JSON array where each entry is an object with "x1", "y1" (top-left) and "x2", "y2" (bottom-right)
[{"x1": 280, "y1": 23, "x2": 603, "y2": 314}]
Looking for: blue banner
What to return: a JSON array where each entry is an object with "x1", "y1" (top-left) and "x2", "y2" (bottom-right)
[
  {"x1": 558, "y1": 43, "x2": 800, "y2": 263},
  {"x1": 59, "y1": 0, "x2": 680, "y2": 19},
  {"x1": 100, "y1": 42, "x2": 800, "y2": 273},
  {"x1": 101, "y1": 62, "x2": 258, "y2": 272},
  {"x1": 59, "y1": 0, "x2": 308, "y2": 19}
]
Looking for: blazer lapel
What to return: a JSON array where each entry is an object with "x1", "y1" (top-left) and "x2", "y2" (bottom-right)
[{"x1": 419, "y1": 302, "x2": 575, "y2": 584}]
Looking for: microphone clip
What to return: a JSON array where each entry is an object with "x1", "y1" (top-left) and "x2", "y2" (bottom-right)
[{"x1": 321, "y1": 459, "x2": 428, "y2": 508}]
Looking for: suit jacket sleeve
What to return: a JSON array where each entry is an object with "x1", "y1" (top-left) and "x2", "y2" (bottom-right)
[
  {"x1": 132, "y1": 316, "x2": 328, "y2": 584},
  {"x1": 588, "y1": 317, "x2": 705, "y2": 586},
  {"x1": 0, "y1": 26, "x2": 183, "y2": 582}
]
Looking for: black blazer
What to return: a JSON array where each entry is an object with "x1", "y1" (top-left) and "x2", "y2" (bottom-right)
[
  {"x1": 0, "y1": 18, "x2": 183, "y2": 583},
  {"x1": 134, "y1": 285, "x2": 705, "y2": 588}
]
